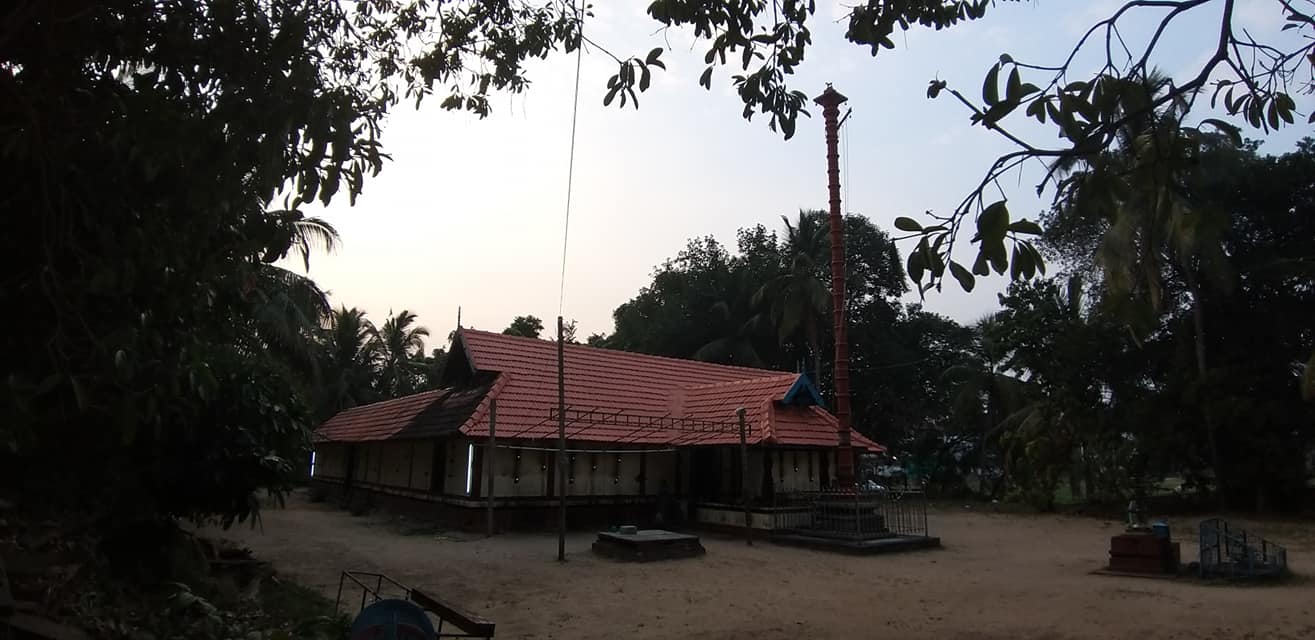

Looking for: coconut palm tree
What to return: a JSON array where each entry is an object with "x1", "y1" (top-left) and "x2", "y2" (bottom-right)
[
  {"x1": 942, "y1": 314, "x2": 1029, "y2": 498},
  {"x1": 317, "y1": 306, "x2": 382, "y2": 417},
  {"x1": 240, "y1": 211, "x2": 339, "y2": 383},
  {"x1": 695, "y1": 268, "x2": 770, "y2": 367},
  {"x1": 753, "y1": 211, "x2": 831, "y2": 381},
  {"x1": 1051, "y1": 71, "x2": 1235, "y2": 499},
  {"x1": 377, "y1": 309, "x2": 430, "y2": 397}
]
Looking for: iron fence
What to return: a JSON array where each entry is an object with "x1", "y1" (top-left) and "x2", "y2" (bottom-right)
[
  {"x1": 771, "y1": 489, "x2": 930, "y2": 538},
  {"x1": 335, "y1": 570, "x2": 496, "y2": 638},
  {"x1": 1199, "y1": 518, "x2": 1288, "y2": 579}
]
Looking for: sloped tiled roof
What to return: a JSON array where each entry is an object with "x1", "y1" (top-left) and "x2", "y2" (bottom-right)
[
  {"x1": 316, "y1": 390, "x2": 445, "y2": 442},
  {"x1": 314, "y1": 330, "x2": 884, "y2": 452},
  {"x1": 315, "y1": 376, "x2": 495, "y2": 443},
  {"x1": 455, "y1": 330, "x2": 882, "y2": 452}
]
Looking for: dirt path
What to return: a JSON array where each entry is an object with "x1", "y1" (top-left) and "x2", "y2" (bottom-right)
[{"x1": 213, "y1": 493, "x2": 1315, "y2": 639}]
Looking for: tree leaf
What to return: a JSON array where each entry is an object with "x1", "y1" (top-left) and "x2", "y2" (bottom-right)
[
  {"x1": 1026, "y1": 97, "x2": 1047, "y2": 123},
  {"x1": 1025, "y1": 241, "x2": 1047, "y2": 276},
  {"x1": 927, "y1": 79, "x2": 946, "y2": 99},
  {"x1": 1200, "y1": 118, "x2": 1242, "y2": 147},
  {"x1": 983, "y1": 63, "x2": 1000, "y2": 105},
  {"x1": 1006, "y1": 67, "x2": 1022, "y2": 101},
  {"x1": 1007, "y1": 219, "x2": 1043, "y2": 235},
  {"x1": 906, "y1": 250, "x2": 926, "y2": 285},
  {"x1": 894, "y1": 216, "x2": 923, "y2": 232},
  {"x1": 977, "y1": 200, "x2": 1010, "y2": 242},
  {"x1": 949, "y1": 261, "x2": 976, "y2": 292},
  {"x1": 986, "y1": 239, "x2": 1008, "y2": 274},
  {"x1": 699, "y1": 67, "x2": 713, "y2": 90}
]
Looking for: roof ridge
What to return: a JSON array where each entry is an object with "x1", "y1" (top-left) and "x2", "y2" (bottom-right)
[
  {"x1": 325, "y1": 388, "x2": 443, "y2": 417},
  {"x1": 682, "y1": 373, "x2": 798, "y2": 391},
  {"x1": 459, "y1": 328, "x2": 789, "y2": 377}
]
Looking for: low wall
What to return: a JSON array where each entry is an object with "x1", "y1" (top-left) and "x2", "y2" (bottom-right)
[
  {"x1": 692, "y1": 503, "x2": 808, "y2": 531},
  {"x1": 312, "y1": 477, "x2": 660, "y2": 532}
]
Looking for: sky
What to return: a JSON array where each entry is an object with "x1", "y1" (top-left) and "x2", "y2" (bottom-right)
[{"x1": 287, "y1": 0, "x2": 1307, "y2": 351}]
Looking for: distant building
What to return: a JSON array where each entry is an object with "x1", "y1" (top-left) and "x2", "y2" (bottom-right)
[{"x1": 311, "y1": 329, "x2": 882, "y2": 530}]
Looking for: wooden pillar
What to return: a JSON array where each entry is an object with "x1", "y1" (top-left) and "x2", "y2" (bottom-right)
[
  {"x1": 485, "y1": 399, "x2": 497, "y2": 537},
  {"x1": 639, "y1": 450, "x2": 648, "y2": 496},
  {"x1": 738, "y1": 407, "x2": 751, "y2": 546},
  {"x1": 556, "y1": 316, "x2": 567, "y2": 561}
]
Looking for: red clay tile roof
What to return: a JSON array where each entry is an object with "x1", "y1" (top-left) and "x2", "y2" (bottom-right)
[
  {"x1": 316, "y1": 390, "x2": 445, "y2": 442},
  {"x1": 455, "y1": 330, "x2": 882, "y2": 452},
  {"x1": 315, "y1": 376, "x2": 496, "y2": 442},
  {"x1": 315, "y1": 329, "x2": 884, "y2": 452}
]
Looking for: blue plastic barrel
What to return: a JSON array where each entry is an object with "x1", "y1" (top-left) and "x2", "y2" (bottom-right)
[{"x1": 1152, "y1": 521, "x2": 1170, "y2": 539}]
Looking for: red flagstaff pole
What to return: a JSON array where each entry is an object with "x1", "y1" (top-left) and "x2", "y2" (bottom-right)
[{"x1": 815, "y1": 85, "x2": 854, "y2": 490}]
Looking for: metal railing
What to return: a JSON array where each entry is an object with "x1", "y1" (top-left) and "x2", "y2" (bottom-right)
[
  {"x1": 336, "y1": 570, "x2": 496, "y2": 638},
  {"x1": 771, "y1": 489, "x2": 930, "y2": 539},
  {"x1": 1199, "y1": 518, "x2": 1288, "y2": 579}
]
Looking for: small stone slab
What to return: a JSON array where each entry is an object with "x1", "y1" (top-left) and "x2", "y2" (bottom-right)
[{"x1": 592, "y1": 529, "x2": 706, "y2": 562}]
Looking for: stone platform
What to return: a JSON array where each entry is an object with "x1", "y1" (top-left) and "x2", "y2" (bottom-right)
[
  {"x1": 592, "y1": 529, "x2": 707, "y2": 562},
  {"x1": 770, "y1": 530, "x2": 941, "y2": 555}
]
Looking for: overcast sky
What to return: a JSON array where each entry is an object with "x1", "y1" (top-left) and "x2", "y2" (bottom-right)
[{"x1": 287, "y1": 0, "x2": 1306, "y2": 351}]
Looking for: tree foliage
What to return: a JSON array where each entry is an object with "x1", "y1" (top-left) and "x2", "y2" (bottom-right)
[
  {"x1": 1, "y1": 0, "x2": 542, "y2": 521},
  {"x1": 604, "y1": 212, "x2": 921, "y2": 444},
  {"x1": 503, "y1": 315, "x2": 547, "y2": 339},
  {"x1": 942, "y1": 138, "x2": 1315, "y2": 510}
]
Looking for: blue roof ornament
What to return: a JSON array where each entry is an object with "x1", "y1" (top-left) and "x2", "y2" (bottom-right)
[{"x1": 782, "y1": 372, "x2": 826, "y2": 408}]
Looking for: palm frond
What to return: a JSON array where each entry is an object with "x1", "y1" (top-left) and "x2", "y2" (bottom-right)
[{"x1": 290, "y1": 215, "x2": 341, "y2": 271}]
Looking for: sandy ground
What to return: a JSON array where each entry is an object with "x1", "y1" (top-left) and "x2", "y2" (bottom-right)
[{"x1": 212, "y1": 492, "x2": 1315, "y2": 639}]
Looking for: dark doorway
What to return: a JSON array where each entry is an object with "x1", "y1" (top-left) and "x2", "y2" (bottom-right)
[{"x1": 691, "y1": 448, "x2": 722, "y2": 501}]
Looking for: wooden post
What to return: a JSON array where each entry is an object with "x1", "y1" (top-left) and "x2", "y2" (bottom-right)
[
  {"x1": 557, "y1": 316, "x2": 567, "y2": 562},
  {"x1": 485, "y1": 399, "x2": 497, "y2": 537},
  {"x1": 737, "y1": 407, "x2": 751, "y2": 546}
]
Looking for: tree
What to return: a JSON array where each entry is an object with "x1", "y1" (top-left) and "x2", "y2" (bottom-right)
[
  {"x1": 503, "y1": 315, "x2": 546, "y2": 339},
  {"x1": 856, "y1": 305, "x2": 975, "y2": 485},
  {"x1": 754, "y1": 211, "x2": 831, "y2": 381},
  {"x1": 609, "y1": 236, "x2": 769, "y2": 363},
  {"x1": 316, "y1": 307, "x2": 382, "y2": 419},
  {"x1": 418, "y1": 347, "x2": 450, "y2": 391},
  {"x1": 942, "y1": 315, "x2": 1029, "y2": 498},
  {"x1": 962, "y1": 138, "x2": 1315, "y2": 510},
  {"x1": 557, "y1": 319, "x2": 580, "y2": 343},
  {"x1": 582, "y1": 0, "x2": 1313, "y2": 294},
  {"x1": 1174, "y1": 137, "x2": 1315, "y2": 507},
  {"x1": 1044, "y1": 75, "x2": 1240, "y2": 498},
  {"x1": 377, "y1": 309, "x2": 430, "y2": 397},
  {"x1": 9, "y1": 0, "x2": 1309, "y2": 526}
]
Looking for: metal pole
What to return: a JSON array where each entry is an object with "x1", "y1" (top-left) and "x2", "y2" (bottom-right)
[
  {"x1": 557, "y1": 316, "x2": 567, "y2": 561},
  {"x1": 486, "y1": 398, "x2": 497, "y2": 537},
  {"x1": 737, "y1": 407, "x2": 751, "y2": 546},
  {"x1": 335, "y1": 573, "x2": 345, "y2": 614},
  {"x1": 922, "y1": 492, "x2": 928, "y2": 537}
]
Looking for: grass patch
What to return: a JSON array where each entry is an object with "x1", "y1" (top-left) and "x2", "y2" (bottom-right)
[{"x1": 258, "y1": 578, "x2": 349, "y2": 640}]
